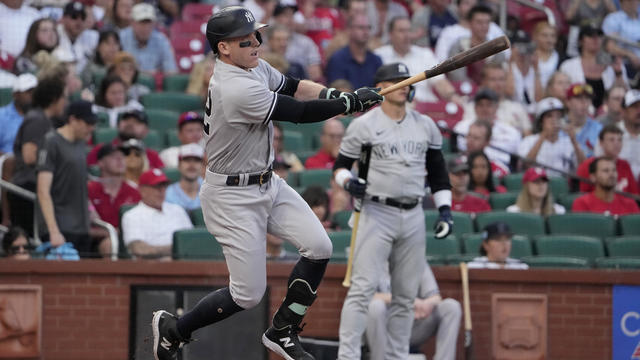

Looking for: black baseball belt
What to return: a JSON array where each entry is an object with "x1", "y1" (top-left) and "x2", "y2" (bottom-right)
[
  {"x1": 225, "y1": 169, "x2": 272, "y2": 186},
  {"x1": 369, "y1": 196, "x2": 420, "y2": 210}
]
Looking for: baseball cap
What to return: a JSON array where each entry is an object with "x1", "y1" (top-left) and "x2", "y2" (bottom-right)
[
  {"x1": 178, "y1": 143, "x2": 204, "y2": 160},
  {"x1": 12, "y1": 73, "x2": 37, "y2": 93},
  {"x1": 622, "y1": 89, "x2": 640, "y2": 108},
  {"x1": 482, "y1": 221, "x2": 513, "y2": 241},
  {"x1": 474, "y1": 88, "x2": 499, "y2": 103},
  {"x1": 566, "y1": 83, "x2": 593, "y2": 100},
  {"x1": 535, "y1": 97, "x2": 564, "y2": 121},
  {"x1": 139, "y1": 168, "x2": 170, "y2": 186},
  {"x1": 132, "y1": 3, "x2": 156, "y2": 22},
  {"x1": 522, "y1": 167, "x2": 548, "y2": 183},
  {"x1": 510, "y1": 30, "x2": 535, "y2": 54},
  {"x1": 178, "y1": 111, "x2": 204, "y2": 128},
  {"x1": 119, "y1": 110, "x2": 148, "y2": 124},
  {"x1": 96, "y1": 143, "x2": 123, "y2": 160},
  {"x1": 274, "y1": 0, "x2": 298, "y2": 16},
  {"x1": 119, "y1": 138, "x2": 145, "y2": 151},
  {"x1": 63, "y1": 1, "x2": 87, "y2": 19},
  {"x1": 66, "y1": 100, "x2": 98, "y2": 125},
  {"x1": 447, "y1": 155, "x2": 468, "y2": 173}
]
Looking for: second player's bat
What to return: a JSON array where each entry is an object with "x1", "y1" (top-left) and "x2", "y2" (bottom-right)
[
  {"x1": 379, "y1": 36, "x2": 511, "y2": 97},
  {"x1": 342, "y1": 142, "x2": 372, "y2": 288},
  {"x1": 460, "y1": 262, "x2": 474, "y2": 360}
]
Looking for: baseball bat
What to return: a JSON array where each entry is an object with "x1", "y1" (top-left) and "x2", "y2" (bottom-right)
[
  {"x1": 342, "y1": 142, "x2": 373, "y2": 288},
  {"x1": 378, "y1": 36, "x2": 511, "y2": 97},
  {"x1": 460, "y1": 262, "x2": 474, "y2": 360}
]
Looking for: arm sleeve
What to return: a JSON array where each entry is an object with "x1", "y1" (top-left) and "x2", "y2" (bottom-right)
[
  {"x1": 269, "y1": 94, "x2": 346, "y2": 124},
  {"x1": 426, "y1": 148, "x2": 451, "y2": 193},
  {"x1": 333, "y1": 153, "x2": 358, "y2": 171}
]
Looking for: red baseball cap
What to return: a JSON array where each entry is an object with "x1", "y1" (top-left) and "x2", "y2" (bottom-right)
[
  {"x1": 139, "y1": 168, "x2": 170, "y2": 186},
  {"x1": 566, "y1": 83, "x2": 593, "y2": 100},
  {"x1": 522, "y1": 167, "x2": 549, "y2": 183},
  {"x1": 178, "y1": 111, "x2": 204, "y2": 128}
]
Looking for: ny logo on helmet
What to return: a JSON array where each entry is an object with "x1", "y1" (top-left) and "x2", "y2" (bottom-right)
[
  {"x1": 244, "y1": 11, "x2": 254, "y2": 23},
  {"x1": 398, "y1": 64, "x2": 408, "y2": 74}
]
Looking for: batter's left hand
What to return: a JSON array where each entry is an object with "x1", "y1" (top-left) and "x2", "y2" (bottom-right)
[
  {"x1": 434, "y1": 206, "x2": 453, "y2": 239},
  {"x1": 354, "y1": 87, "x2": 383, "y2": 113}
]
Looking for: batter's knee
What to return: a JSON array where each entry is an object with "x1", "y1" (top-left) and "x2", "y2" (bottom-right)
[
  {"x1": 439, "y1": 298, "x2": 462, "y2": 320},
  {"x1": 230, "y1": 280, "x2": 267, "y2": 309}
]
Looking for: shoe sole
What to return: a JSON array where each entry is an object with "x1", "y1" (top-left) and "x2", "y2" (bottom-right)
[
  {"x1": 151, "y1": 311, "x2": 165, "y2": 360},
  {"x1": 261, "y1": 333, "x2": 295, "y2": 360}
]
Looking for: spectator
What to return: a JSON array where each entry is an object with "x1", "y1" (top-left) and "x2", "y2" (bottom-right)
[
  {"x1": 186, "y1": 52, "x2": 215, "y2": 100},
  {"x1": 266, "y1": 232, "x2": 299, "y2": 261},
  {"x1": 565, "y1": 83, "x2": 604, "y2": 157},
  {"x1": 325, "y1": 0, "x2": 368, "y2": 61},
  {"x1": 617, "y1": 89, "x2": 640, "y2": 181},
  {"x1": 13, "y1": 18, "x2": 58, "y2": 74},
  {"x1": 0, "y1": 0, "x2": 42, "y2": 57},
  {"x1": 298, "y1": 0, "x2": 341, "y2": 57},
  {"x1": 447, "y1": 5, "x2": 506, "y2": 84},
  {"x1": 2, "y1": 226, "x2": 32, "y2": 260},
  {"x1": 467, "y1": 151, "x2": 507, "y2": 197},
  {"x1": 88, "y1": 143, "x2": 141, "y2": 229},
  {"x1": 80, "y1": 30, "x2": 121, "y2": 88},
  {"x1": 455, "y1": 88, "x2": 521, "y2": 167},
  {"x1": 243, "y1": 0, "x2": 277, "y2": 24},
  {"x1": 272, "y1": 157, "x2": 292, "y2": 183},
  {"x1": 578, "y1": 125, "x2": 637, "y2": 193},
  {"x1": 165, "y1": 144, "x2": 204, "y2": 212},
  {"x1": 37, "y1": 100, "x2": 100, "y2": 258},
  {"x1": 122, "y1": 168, "x2": 193, "y2": 259},
  {"x1": 0, "y1": 73, "x2": 37, "y2": 154},
  {"x1": 305, "y1": 118, "x2": 345, "y2": 169},
  {"x1": 465, "y1": 121, "x2": 510, "y2": 178},
  {"x1": 508, "y1": 30, "x2": 542, "y2": 114},
  {"x1": 94, "y1": 75, "x2": 144, "y2": 127},
  {"x1": 103, "y1": 0, "x2": 134, "y2": 32},
  {"x1": 55, "y1": 1, "x2": 99, "y2": 74},
  {"x1": 301, "y1": 185, "x2": 332, "y2": 230},
  {"x1": 447, "y1": 155, "x2": 492, "y2": 213},
  {"x1": 9, "y1": 73, "x2": 66, "y2": 237},
  {"x1": 87, "y1": 110, "x2": 164, "y2": 168},
  {"x1": 545, "y1": 71, "x2": 571, "y2": 102},
  {"x1": 121, "y1": 138, "x2": 147, "y2": 185},
  {"x1": 559, "y1": 25, "x2": 627, "y2": 109},
  {"x1": 602, "y1": 0, "x2": 640, "y2": 79},
  {"x1": 565, "y1": 0, "x2": 616, "y2": 58},
  {"x1": 467, "y1": 222, "x2": 529, "y2": 269},
  {"x1": 264, "y1": 25, "x2": 307, "y2": 79},
  {"x1": 365, "y1": 261, "x2": 461, "y2": 360},
  {"x1": 374, "y1": 16, "x2": 461, "y2": 104},
  {"x1": 572, "y1": 157, "x2": 640, "y2": 215},
  {"x1": 272, "y1": 123, "x2": 304, "y2": 173},
  {"x1": 159, "y1": 111, "x2": 204, "y2": 169},
  {"x1": 532, "y1": 21, "x2": 559, "y2": 89},
  {"x1": 326, "y1": 14, "x2": 383, "y2": 89},
  {"x1": 366, "y1": 0, "x2": 408, "y2": 44},
  {"x1": 596, "y1": 86, "x2": 626, "y2": 126},
  {"x1": 518, "y1": 97, "x2": 586, "y2": 176},
  {"x1": 411, "y1": 0, "x2": 457, "y2": 48},
  {"x1": 106, "y1": 51, "x2": 150, "y2": 102},
  {"x1": 119, "y1": 3, "x2": 177, "y2": 73},
  {"x1": 506, "y1": 167, "x2": 565, "y2": 216}
]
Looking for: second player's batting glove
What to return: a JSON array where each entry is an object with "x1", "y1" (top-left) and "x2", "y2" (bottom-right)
[
  {"x1": 344, "y1": 177, "x2": 367, "y2": 198},
  {"x1": 434, "y1": 205, "x2": 453, "y2": 239},
  {"x1": 340, "y1": 87, "x2": 383, "y2": 115}
]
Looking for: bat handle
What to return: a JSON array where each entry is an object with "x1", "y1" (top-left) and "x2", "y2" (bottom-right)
[{"x1": 342, "y1": 211, "x2": 361, "y2": 287}]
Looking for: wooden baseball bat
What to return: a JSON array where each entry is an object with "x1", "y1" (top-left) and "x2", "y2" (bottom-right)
[
  {"x1": 342, "y1": 142, "x2": 373, "y2": 288},
  {"x1": 460, "y1": 262, "x2": 474, "y2": 360},
  {"x1": 378, "y1": 36, "x2": 511, "y2": 97}
]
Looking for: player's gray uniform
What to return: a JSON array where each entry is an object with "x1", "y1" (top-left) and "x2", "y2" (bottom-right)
[
  {"x1": 201, "y1": 58, "x2": 332, "y2": 309},
  {"x1": 337, "y1": 106, "x2": 443, "y2": 360}
]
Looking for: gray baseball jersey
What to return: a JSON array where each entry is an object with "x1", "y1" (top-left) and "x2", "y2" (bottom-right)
[
  {"x1": 204, "y1": 57, "x2": 285, "y2": 174},
  {"x1": 339, "y1": 107, "x2": 442, "y2": 199}
]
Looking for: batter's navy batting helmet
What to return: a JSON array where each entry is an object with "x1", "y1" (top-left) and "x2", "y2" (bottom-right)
[
  {"x1": 206, "y1": 6, "x2": 268, "y2": 54},
  {"x1": 374, "y1": 62, "x2": 415, "y2": 102}
]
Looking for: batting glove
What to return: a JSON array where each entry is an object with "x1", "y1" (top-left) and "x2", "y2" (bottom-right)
[
  {"x1": 320, "y1": 87, "x2": 344, "y2": 100},
  {"x1": 344, "y1": 177, "x2": 367, "y2": 198},
  {"x1": 340, "y1": 87, "x2": 383, "y2": 115},
  {"x1": 434, "y1": 205, "x2": 453, "y2": 239}
]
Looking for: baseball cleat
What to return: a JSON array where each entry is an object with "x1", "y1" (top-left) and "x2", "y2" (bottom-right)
[
  {"x1": 151, "y1": 310, "x2": 188, "y2": 360},
  {"x1": 262, "y1": 325, "x2": 315, "y2": 360}
]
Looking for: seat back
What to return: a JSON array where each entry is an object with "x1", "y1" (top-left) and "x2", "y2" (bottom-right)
[
  {"x1": 426, "y1": 234, "x2": 460, "y2": 258},
  {"x1": 489, "y1": 192, "x2": 518, "y2": 211},
  {"x1": 461, "y1": 233, "x2": 531, "y2": 258},
  {"x1": 173, "y1": 228, "x2": 223, "y2": 260},
  {"x1": 298, "y1": 169, "x2": 332, "y2": 189},
  {"x1": 547, "y1": 213, "x2": 616, "y2": 239},
  {"x1": 424, "y1": 210, "x2": 474, "y2": 236},
  {"x1": 163, "y1": 74, "x2": 190, "y2": 92},
  {"x1": 142, "y1": 92, "x2": 203, "y2": 113},
  {"x1": 619, "y1": 214, "x2": 640, "y2": 235},
  {"x1": 476, "y1": 211, "x2": 546, "y2": 236},
  {"x1": 522, "y1": 255, "x2": 590, "y2": 268},
  {"x1": 145, "y1": 109, "x2": 180, "y2": 134},
  {"x1": 606, "y1": 236, "x2": 640, "y2": 257},
  {"x1": 332, "y1": 210, "x2": 352, "y2": 231},
  {"x1": 503, "y1": 173, "x2": 524, "y2": 192},
  {"x1": 329, "y1": 231, "x2": 352, "y2": 262},
  {"x1": 595, "y1": 257, "x2": 640, "y2": 269},
  {"x1": 190, "y1": 208, "x2": 205, "y2": 227},
  {"x1": 535, "y1": 235, "x2": 604, "y2": 263}
]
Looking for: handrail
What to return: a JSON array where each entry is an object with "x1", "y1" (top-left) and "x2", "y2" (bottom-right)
[
  {"x1": 605, "y1": 34, "x2": 640, "y2": 50},
  {"x1": 0, "y1": 179, "x2": 39, "y2": 243},
  {"x1": 91, "y1": 218, "x2": 119, "y2": 261},
  {"x1": 499, "y1": 0, "x2": 556, "y2": 31}
]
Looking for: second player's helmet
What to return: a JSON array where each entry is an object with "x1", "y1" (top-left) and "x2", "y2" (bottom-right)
[
  {"x1": 206, "y1": 6, "x2": 267, "y2": 54},
  {"x1": 374, "y1": 62, "x2": 415, "y2": 102}
]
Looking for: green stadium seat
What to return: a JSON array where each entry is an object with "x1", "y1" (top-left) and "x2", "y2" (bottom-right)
[
  {"x1": 329, "y1": 231, "x2": 352, "y2": 262},
  {"x1": 165, "y1": 129, "x2": 181, "y2": 147},
  {"x1": 595, "y1": 257, "x2": 640, "y2": 269},
  {"x1": 441, "y1": 137, "x2": 451, "y2": 154},
  {"x1": 96, "y1": 112, "x2": 110, "y2": 128},
  {"x1": 558, "y1": 193, "x2": 582, "y2": 211},
  {"x1": 298, "y1": 169, "x2": 332, "y2": 188},
  {"x1": 94, "y1": 128, "x2": 117, "y2": 144},
  {"x1": 118, "y1": 204, "x2": 137, "y2": 259},
  {"x1": 276, "y1": 121, "x2": 323, "y2": 150},
  {"x1": 547, "y1": 213, "x2": 616, "y2": 239},
  {"x1": 606, "y1": 236, "x2": 640, "y2": 257},
  {"x1": 173, "y1": 228, "x2": 223, "y2": 260},
  {"x1": 0, "y1": 88, "x2": 12, "y2": 107},
  {"x1": 534, "y1": 235, "x2": 604, "y2": 263},
  {"x1": 163, "y1": 74, "x2": 190, "y2": 92},
  {"x1": 549, "y1": 177, "x2": 569, "y2": 196},
  {"x1": 143, "y1": 129, "x2": 163, "y2": 150},
  {"x1": 424, "y1": 210, "x2": 474, "y2": 236},
  {"x1": 296, "y1": 150, "x2": 317, "y2": 166},
  {"x1": 446, "y1": 254, "x2": 477, "y2": 264},
  {"x1": 332, "y1": 210, "x2": 352, "y2": 230},
  {"x1": 426, "y1": 234, "x2": 460, "y2": 261},
  {"x1": 503, "y1": 173, "x2": 524, "y2": 192},
  {"x1": 137, "y1": 73, "x2": 156, "y2": 91},
  {"x1": 142, "y1": 92, "x2": 203, "y2": 113},
  {"x1": 283, "y1": 130, "x2": 306, "y2": 152},
  {"x1": 489, "y1": 192, "x2": 518, "y2": 210},
  {"x1": 461, "y1": 233, "x2": 532, "y2": 259},
  {"x1": 88, "y1": 165, "x2": 101, "y2": 177},
  {"x1": 190, "y1": 208, "x2": 205, "y2": 227},
  {"x1": 163, "y1": 167, "x2": 181, "y2": 183},
  {"x1": 522, "y1": 255, "x2": 590, "y2": 268},
  {"x1": 145, "y1": 109, "x2": 180, "y2": 134},
  {"x1": 476, "y1": 211, "x2": 545, "y2": 236},
  {"x1": 425, "y1": 255, "x2": 448, "y2": 266},
  {"x1": 619, "y1": 214, "x2": 640, "y2": 235}
]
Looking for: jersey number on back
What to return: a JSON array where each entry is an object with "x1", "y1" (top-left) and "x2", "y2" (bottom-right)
[{"x1": 204, "y1": 89, "x2": 212, "y2": 135}]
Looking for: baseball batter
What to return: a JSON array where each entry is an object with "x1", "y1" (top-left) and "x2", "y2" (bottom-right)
[
  {"x1": 334, "y1": 63, "x2": 453, "y2": 360},
  {"x1": 151, "y1": 6, "x2": 383, "y2": 360}
]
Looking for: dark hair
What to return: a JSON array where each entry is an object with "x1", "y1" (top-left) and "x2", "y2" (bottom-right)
[
  {"x1": 467, "y1": 151, "x2": 497, "y2": 192},
  {"x1": 96, "y1": 75, "x2": 127, "y2": 107},
  {"x1": 2, "y1": 227, "x2": 30, "y2": 254},
  {"x1": 301, "y1": 186, "x2": 330, "y2": 221},
  {"x1": 95, "y1": 30, "x2": 121, "y2": 66},
  {"x1": 32, "y1": 74, "x2": 66, "y2": 109},
  {"x1": 20, "y1": 18, "x2": 58, "y2": 57},
  {"x1": 599, "y1": 124, "x2": 623, "y2": 141},
  {"x1": 467, "y1": 4, "x2": 493, "y2": 22},
  {"x1": 589, "y1": 156, "x2": 614, "y2": 174},
  {"x1": 388, "y1": 15, "x2": 409, "y2": 33}
]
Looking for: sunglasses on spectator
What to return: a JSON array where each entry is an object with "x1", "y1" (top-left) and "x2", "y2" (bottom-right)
[
  {"x1": 570, "y1": 84, "x2": 594, "y2": 97},
  {"x1": 122, "y1": 148, "x2": 143, "y2": 156},
  {"x1": 69, "y1": 13, "x2": 86, "y2": 20},
  {"x1": 9, "y1": 244, "x2": 35, "y2": 254}
]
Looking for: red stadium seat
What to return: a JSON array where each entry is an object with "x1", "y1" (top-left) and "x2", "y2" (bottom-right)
[
  {"x1": 414, "y1": 100, "x2": 464, "y2": 130},
  {"x1": 182, "y1": 3, "x2": 215, "y2": 22},
  {"x1": 450, "y1": 80, "x2": 478, "y2": 97},
  {"x1": 171, "y1": 35, "x2": 206, "y2": 73},
  {"x1": 169, "y1": 20, "x2": 207, "y2": 41}
]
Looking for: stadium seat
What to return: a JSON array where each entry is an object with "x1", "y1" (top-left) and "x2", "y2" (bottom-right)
[
  {"x1": 489, "y1": 192, "x2": 518, "y2": 210},
  {"x1": 595, "y1": 257, "x2": 640, "y2": 269},
  {"x1": 283, "y1": 130, "x2": 306, "y2": 152},
  {"x1": 94, "y1": 128, "x2": 117, "y2": 144},
  {"x1": 142, "y1": 92, "x2": 203, "y2": 113},
  {"x1": 503, "y1": 173, "x2": 524, "y2": 192},
  {"x1": 461, "y1": 233, "x2": 532, "y2": 259},
  {"x1": 138, "y1": 73, "x2": 156, "y2": 91},
  {"x1": 145, "y1": 109, "x2": 180, "y2": 134},
  {"x1": 143, "y1": 129, "x2": 163, "y2": 150},
  {"x1": 163, "y1": 167, "x2": 181, "y2": 183},
  {"x1": 298, "y1": 169, "x2": 332, "y2": 188},
  {"x1": 424, "y1": 210, "x2": 474, "y2": 236},
  {"x1": 549, "y1": 177, "x2": 569, "y2": 196},
  {"x1": 619, "y1": 214, "x2": 640, "y2": 235},
  {"x1": 522, "y1": 255, "x2": 590, "y2": 268},
  {"x1": 476, "y1": 211, "x2": 546, "y2": 236},
  {"x1": 190, "y1": 208, "x2": 205, "y2": 227},
  {"x1": 606, "y1": 236, "x2": 640, "y2": 257},
  {"x1": 547, "y1": 213, "x2": 616, "y2": 239},
  {"x1": 173, "y1": 228, "x2": 223, "y2": 260},
  {"x1": 446, "y1": 254, "x2": 478, "y2": 264},
  {"x1": 163, "y1": 74, "x2": 190, "y2": 92},
  {"x1": 276, "y1": 121, "x2": 323, "y2": 150},
  {"x1": 118, "y1": 204, "x2": 137, "y2": 259},
  {"x1": 441, "y1": 136, "x2": 451, "y2": 154},
  {"x1": 414, "y1": 100, "x2": 463, "y2": 129},
  {"x1": 165, "y1": 129, "x2": 180, "y2": 147},
  {"x1": 332, "y1": 210, "x2": 352, "y2": 230},
  {"x1": 181, "y1": 3, "x2": 215, "y2": 22},
  {"x1": 0, "y1": 88, "x2": 11, "y2": 107},
  {"x1": 426, "y1": 234, "x2": 460, "y2": 263},
  {"x1": 534, "y1": 235, "x2": 604, "y2": 263},
  {"x1": 558, "y1": 193, "x2": 582, "y2": 211},
  {"x1": 96, "y1": 112, "x2": 110, "y2": 128},
  {"x1": 329, "y1": 231, "x2": 351, "y2": 262}
]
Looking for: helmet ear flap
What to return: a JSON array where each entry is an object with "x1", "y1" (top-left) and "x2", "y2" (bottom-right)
[
  {"x1": 407, "y1": 85, "x2": 415, "y2": 103},
  {"x1": 255, "y1": 31, "x2": 263, "y2": 45}
]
